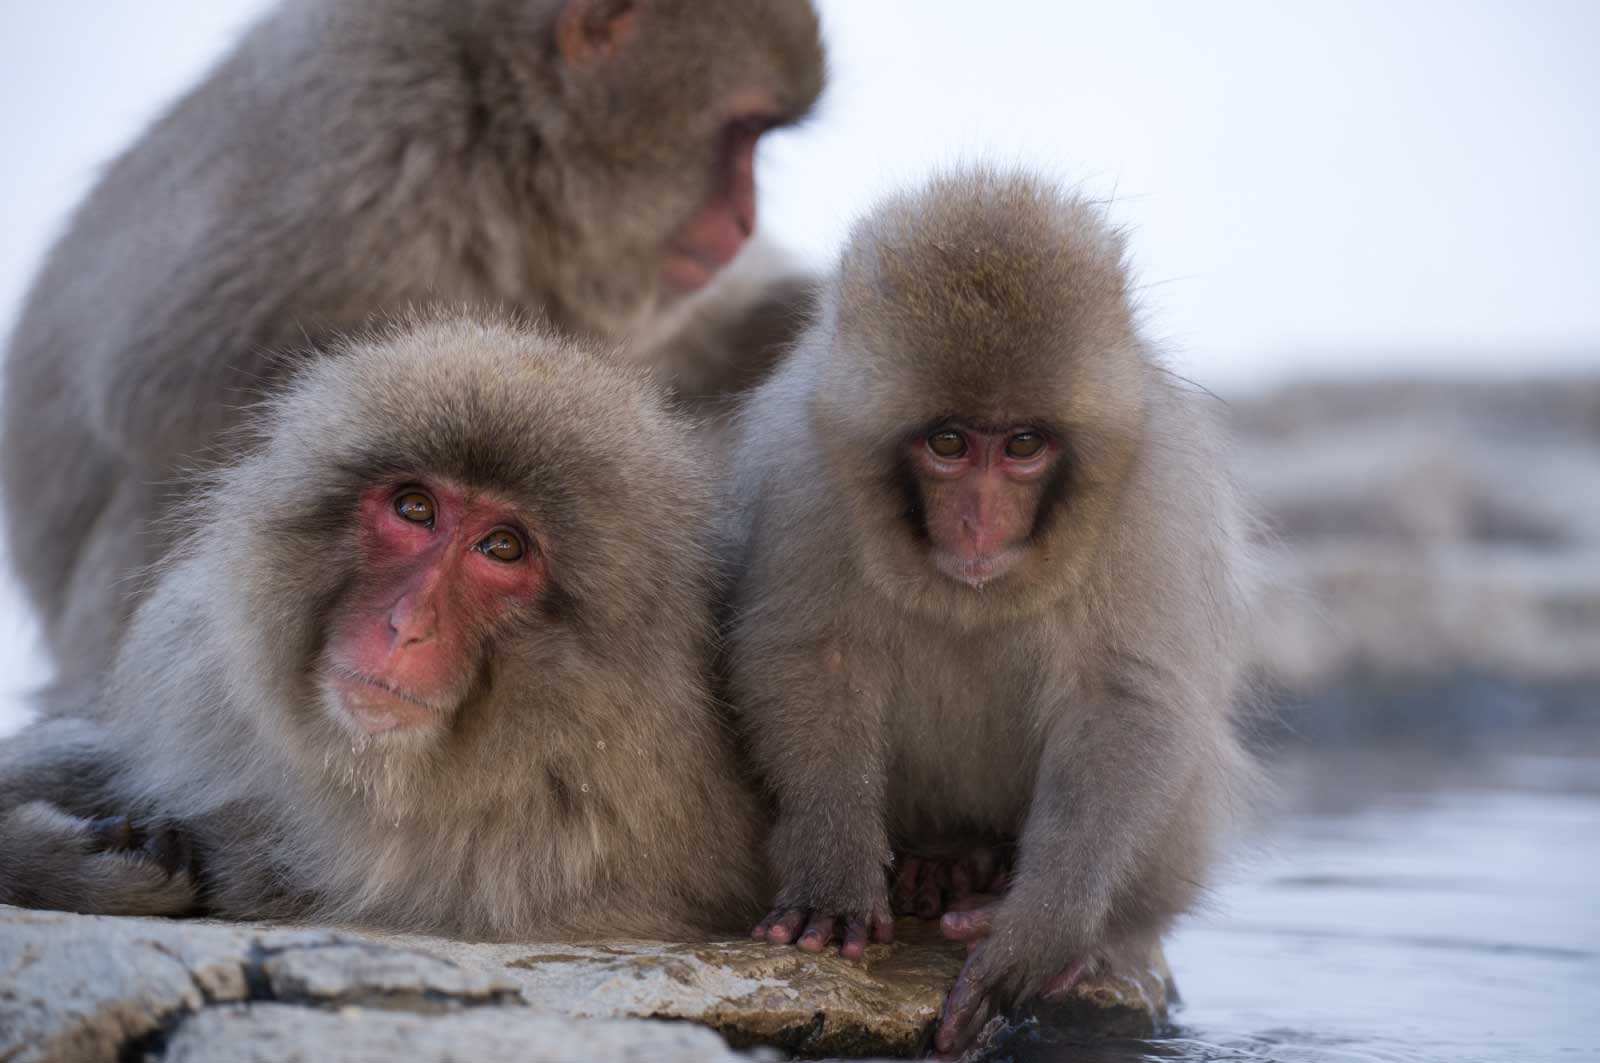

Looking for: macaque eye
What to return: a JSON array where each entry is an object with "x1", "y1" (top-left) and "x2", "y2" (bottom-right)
[
  {"x1": 927, "y1": 430, "x2": 967, "y2": 460},
  {"x1": 1006, "y1": 432, "x2": 1046, "y2": 459},
  {"x1": 478, "y1": 529, "x2": 526, "y2": 563},
  {"x1": 394, "y1": 491, "x2": 436, "y2": 526}
]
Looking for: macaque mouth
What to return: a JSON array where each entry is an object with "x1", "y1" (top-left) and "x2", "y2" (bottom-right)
[
  {"x1": 931, "y1": 546, "x2": 1025, "y2": 590},
  {"x1": 327, "y1": 668, "x2": 453, "y2": 736}
]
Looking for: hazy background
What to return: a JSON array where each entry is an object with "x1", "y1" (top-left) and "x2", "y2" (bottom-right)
[{"x1": 0, "y1": 2, "x2": 1597, "y2": 722}]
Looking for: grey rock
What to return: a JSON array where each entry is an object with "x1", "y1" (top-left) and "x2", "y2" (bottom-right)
[
  {"x1": 261, "y1": 943, "x2": 519, "y2": 1011},
  {"x1": 0, "y1": 906, "x2": 1168, "y2": 1061},
  {"x1": 160, "y1": 1003, "x2": 751, "y2": 1063}
]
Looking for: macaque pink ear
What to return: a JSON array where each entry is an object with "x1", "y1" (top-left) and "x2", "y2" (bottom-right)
[{"x1": 556, "y1": 0, "x2": 639, "y2": 64}]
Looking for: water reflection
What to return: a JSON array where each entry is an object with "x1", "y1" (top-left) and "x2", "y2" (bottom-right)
[{"x1": 976, "y1": 738, "x2": 1600, "y2": 1063}]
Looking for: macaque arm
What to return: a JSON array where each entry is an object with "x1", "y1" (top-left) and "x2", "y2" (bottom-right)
[
  {"x1": 937, "y1": 653, "x2": 1199, "y2": 1050},
  {"x1": 744, "y1": 635, "x2": 895, "y2": 954}
]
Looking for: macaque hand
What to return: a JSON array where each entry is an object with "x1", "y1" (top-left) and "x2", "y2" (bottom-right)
[
  {"x1": 933, "y1": 898, "x2": 1088, "y2": 1058},
  {"x1": 752, "y1": 899, "x2": 895, "y2": 961}
]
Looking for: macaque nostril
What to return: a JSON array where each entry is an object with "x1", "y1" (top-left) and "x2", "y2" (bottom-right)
[{"x1": 388, "y1": 601, "x2": 438, "y2": 646}]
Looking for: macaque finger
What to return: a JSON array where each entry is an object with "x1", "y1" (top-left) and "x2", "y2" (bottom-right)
[
  {"x1": 797, "y1": 912, "x2": 838, "y2": 952},
  {"x1": 934, "y1": 951, "x2": 997, "y2": 1059},
  {"x1": 144, "y1": 826, "x2": 194, "y2": 879},
  {"x1": 965, "y1": 848, "x2": 998, "y2": 892},
  {"x1": 1040, "y1": 959, "x2": 1088, "y2": 1002},
  {"x1": 892, "y1": 855, "x2": 924, "y2": 914},
  {"x1": 757, "y1": 907, "x2": 808, "y2": 944},
  {"x1": 948, "y1": 860, "x2": 973, "y2": 900},
  {"x1": 914, "y1": 868, "x2": 944, "y2": 919},
  {"x1": 841, "y1": 914, "x2": 870, "y2": 959},
  {"x1": 86, "y1": 815, "x2": 136, "y2": 852},
  {"x1": 940, "y1": 901, "x2": 997, "y2": 943}
]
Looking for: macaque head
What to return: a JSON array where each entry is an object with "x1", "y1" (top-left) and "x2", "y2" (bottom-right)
[
  {"x1": 527, "y1": 0, "x2": 824, "y2": 333},
  {"x1": 215, "y1": 316, "x2": 716, "y2": 773},
  {"x1": 814, "y1": 169, "x2": 1153, "y2": 622}
]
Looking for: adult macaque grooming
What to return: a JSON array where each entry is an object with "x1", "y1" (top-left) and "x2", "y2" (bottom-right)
[
  {"x1": 726, "y1": 170, "x2": 1258, "y2": 1054},
  {"x1": 0, "y1": 316, "x2": 763, "y2": 939},
  {"x1": 3, "y1": 0, "x2": 824, "y2": 690}
]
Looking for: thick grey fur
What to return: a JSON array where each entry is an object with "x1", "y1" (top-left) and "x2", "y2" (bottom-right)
[
  {"x1": 0, "y1": 315, "x2": 765, "y2": 940},
  {"x1": 726, "y1": 169, "x2": 1261, "y2": 1006},
  {"x1": 2, "y1": 0, "x2": 823, "y2": 691}
]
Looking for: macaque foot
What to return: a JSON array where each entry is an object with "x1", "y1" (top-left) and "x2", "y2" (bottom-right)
[
  {"x1": 752, "y1": 904, "x2": 894, "y2": 960},
  {"x1": 891, "y1": 845, "x2": 1011, "y2": 919},
  {"x1": 0, "y1": 801, "x2": 199, "y2": 917}
]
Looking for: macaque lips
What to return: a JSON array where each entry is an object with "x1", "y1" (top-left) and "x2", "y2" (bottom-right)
[
  {"x1": 326, "y1": 482, "x2": 545, "y2": 736},
  {"x1": 327, "y1": 671, "x2": 446, "y2": 736}
]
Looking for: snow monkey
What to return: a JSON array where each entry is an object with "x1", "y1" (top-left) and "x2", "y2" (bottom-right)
[
  {"x1": 0, "y1": 315, "x2": 764, "y2": 940},
  {"x1": 727, "y1": 169, "x2": 1258, "y2": 1054}
]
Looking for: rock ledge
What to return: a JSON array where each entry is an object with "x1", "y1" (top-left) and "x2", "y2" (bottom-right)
[{"x1": 0, "y1": 906, "x2": 1168, "y2": 1061}]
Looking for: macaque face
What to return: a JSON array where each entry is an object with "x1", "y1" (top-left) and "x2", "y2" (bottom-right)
[
  {"x1": 659, "y1": 99, "x2": 783, "y2": 294},
  {"x1": 906, "y1": 422, "x2": 1064, "y2": 590},
  {"x1": 320, "y1": 481, "x2": 546, "y2": 740}
]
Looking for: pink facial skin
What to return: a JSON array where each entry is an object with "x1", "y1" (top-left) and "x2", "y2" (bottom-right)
[
  {"x1": 661, "y1": 101, "x2": 778, "y2": 293},
  {"x1": 324, "y1": 481, "x2": 545, "y2": 736},
  {"x1": 909, "y1": 426, "x2": 1061, "y2": 589}
]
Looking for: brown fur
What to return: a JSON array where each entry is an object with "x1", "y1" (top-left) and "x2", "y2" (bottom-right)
[
  {"x1": 3, "y1": 0, "x2": 824, "y2": 693},
  {"x1": 726, "y1": 169, "x2": 1259, "y2": 1009},
  {"x1": 0, "y1": 315, "x2": 765, "y2": 940}
]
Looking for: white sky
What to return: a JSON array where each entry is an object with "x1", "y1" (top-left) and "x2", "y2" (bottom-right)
[{"x1": 0, "y1": 1, "x2": 1597, "y2": 724}]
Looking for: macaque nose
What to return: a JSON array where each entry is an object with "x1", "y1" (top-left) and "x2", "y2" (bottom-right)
[{"x1": 388, "y1": 596, "x2": 438, "y2": 648}]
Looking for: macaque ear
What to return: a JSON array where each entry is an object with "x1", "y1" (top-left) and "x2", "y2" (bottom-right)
[{"x1": 556, "y1": 0, "x2": 639, "y2": 64}]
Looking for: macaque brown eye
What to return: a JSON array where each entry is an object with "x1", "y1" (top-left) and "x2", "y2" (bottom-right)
[
  {"x1": 395, "y1": 491, "x2": 436, "y2": 526},
  {"x1": 478, "y1": 529, "x2": 525, "y2": 563},
  {"x1": 927, "y1": 430, "x2": 967, "y2": 460},
  {"x1": 1006, "y1": 432, "x2": 1046, "y2": 459}
]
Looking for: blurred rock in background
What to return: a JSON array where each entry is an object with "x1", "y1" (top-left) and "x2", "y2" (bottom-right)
[{"x1": 1233, "y1": 376, "x2": 1600, "y2": 744}]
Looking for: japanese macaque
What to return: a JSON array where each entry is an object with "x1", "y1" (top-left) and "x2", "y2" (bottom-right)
[
  {"x1": 3, "y1": 0, "x2": 824, "y2": 692},
  {"x1": 726, "y1": 170, "x2": 1259, "y2": 1054},
  {"x1": 0, "y1": 315, "x2": 764, "y2": 940}
]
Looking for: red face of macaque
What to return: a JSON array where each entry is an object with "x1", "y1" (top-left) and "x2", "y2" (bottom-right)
[
  {"x1": 908, "y1": 424, "x2": 1062, "y2": 590},
  {"x1": 322, "y1": 482, "x2": 545, "y2": 738},
  {"x1": 660, "y1": 98, "x2": 779, "y2": 293}
]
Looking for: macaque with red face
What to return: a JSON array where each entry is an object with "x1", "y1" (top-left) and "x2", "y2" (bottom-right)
[
  {"x1": 3, "y1": 0, "x2": 825, "y2": 697},
  {"x1": 0, "y1": 316, "x2": 764, "y2": 938},
  {"x1": 726, "y1": 170, "x2": 1259, "y2": 1055}
]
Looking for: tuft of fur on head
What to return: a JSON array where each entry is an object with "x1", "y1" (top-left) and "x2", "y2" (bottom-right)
[{"x1": 802, "y1": 168, "x2": 1156, "y2": 626}]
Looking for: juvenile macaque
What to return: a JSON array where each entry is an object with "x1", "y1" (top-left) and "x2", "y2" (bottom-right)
[
  {"x1": 0, "y1": 315, "x2": 763, "y2": 939},
  {"x1": 726, "y1": 170, "x2": 1258, "y2": 1053},
  {"x1": 3, "y1": 0, "x2": 824, "y2": 689}
]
